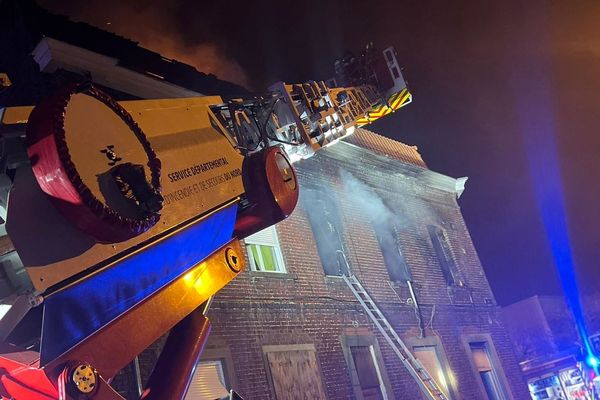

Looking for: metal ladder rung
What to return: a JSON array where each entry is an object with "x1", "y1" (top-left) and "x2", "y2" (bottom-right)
[{"x1": 343, "y1": 275, "x2": 447, "y2": 400}]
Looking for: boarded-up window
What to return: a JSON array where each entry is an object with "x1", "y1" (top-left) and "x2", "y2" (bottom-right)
[
  {"x1": 304, "y1": 191, "x2": 349, "y2": 276},
  {"x1": 351, "y1": 346, "x2": 385, "y2": 400},
  {"x1": 427, "y1": 225, "x2": 462, "y2": 286},
  {"x1": 471, "y1": 346, "x2": 493, "y2": 372},
  {"x1": 265, "y1": 348, "x2": 327, "y2": 400}
]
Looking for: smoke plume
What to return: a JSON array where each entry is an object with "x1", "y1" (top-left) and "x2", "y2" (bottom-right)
[
  {"x1": 339, "y1": 169, "x2": 399, "y2": 226},
  {"x1": 38, "y1": 0, "x2": 249, "y2": 87}
]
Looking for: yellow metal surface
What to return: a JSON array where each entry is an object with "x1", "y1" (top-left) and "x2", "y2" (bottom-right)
[
  {"x1": 0, "y1": 105, "x2": 34, "y2": 126},
  {"x1": 64, "y1": 93, "x2": 152, "y2": 205},
  {"x1": 71, "y1": 364, "x2": 97, "y2": 394},
  {"x1": 356, "y1": 88, "x2": 412, "y2": 126},
  {"x1": 16, "y1": 95, "x2": 245, "y2": 291}
]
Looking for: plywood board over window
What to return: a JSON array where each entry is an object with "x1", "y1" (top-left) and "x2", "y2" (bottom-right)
[{"x1": 263, "y1": 344, "x2": 327, "y2": 400}]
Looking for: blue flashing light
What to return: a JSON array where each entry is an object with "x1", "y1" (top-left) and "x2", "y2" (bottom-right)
[
  {"x1": 587, "y1": 355, "x2": 599, "y2": 369},
  {"x1": 512, "y1": 33, "x2": 598, "y2": 374}
]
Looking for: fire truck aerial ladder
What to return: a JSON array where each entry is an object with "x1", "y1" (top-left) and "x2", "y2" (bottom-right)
[{"x1": 0, "y1": 45, "x2": 434, "y2": 400}]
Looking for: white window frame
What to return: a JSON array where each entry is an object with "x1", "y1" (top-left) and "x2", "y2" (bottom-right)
[{"x1": 244, "y1": 225, "x2": 286, "y2": 273}]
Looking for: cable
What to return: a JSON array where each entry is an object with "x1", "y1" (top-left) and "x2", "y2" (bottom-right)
[{"x1": 426, "y1": 304, "x2": 436, "y2": 330}]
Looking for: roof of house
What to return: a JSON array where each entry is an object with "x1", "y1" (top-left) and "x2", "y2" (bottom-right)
[
  {"x1": 344, "y1": 128, "x2": 427, "y2": 168},
  {"x1": 1, "y1": 0, "x2": 247, "y2": 97}
]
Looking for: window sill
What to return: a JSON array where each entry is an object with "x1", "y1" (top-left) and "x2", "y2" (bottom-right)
[
  {"x1": 389, "y1": 280, "x2": 409, "y2": 287},
  {"x1": 323, "y1": 275, "x2": 345, "y2": 284},
  {"x1": 248, "y1": 270, "x2": 295, "y2": 280}
]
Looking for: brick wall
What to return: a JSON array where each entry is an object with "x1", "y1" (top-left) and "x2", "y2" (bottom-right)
[
  {"x1": 123, "y1": 130, "x2": 529, "y2": 399},
  {"x1": 200, "y1": 130, "x2": 530, "y2": 399}
]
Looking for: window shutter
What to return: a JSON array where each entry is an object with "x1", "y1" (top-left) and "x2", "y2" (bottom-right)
[
  {"x1": 245, "y1": 226, "x2": 278, "y2": 246},
  {"x1": 471, "y1": 347, "x2": 492, "y2": 372},
  {"x1": 350, "y1": 346, "x2": 381, "y2": 391},
  {"x1": 184, "y1": 360, "x2": 229, "y2": 400}
]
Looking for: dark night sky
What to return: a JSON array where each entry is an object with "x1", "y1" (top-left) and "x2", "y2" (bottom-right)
[{"x1": 39, "y1": 0, "x2": 600, "y2": 306}]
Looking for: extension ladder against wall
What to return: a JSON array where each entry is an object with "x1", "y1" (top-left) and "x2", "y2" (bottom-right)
[{"x1": 342, "y1": 274, "x2": 448, "y2": 400}]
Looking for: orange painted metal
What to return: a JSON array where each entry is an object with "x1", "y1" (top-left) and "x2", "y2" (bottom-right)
[
  {"x1": 140, "y1": 308, "x2": 211, "y2": 400},
  {"x1": 235, "y1": 146, "x2": 299, "y2": 238},
  {"x1": 45, "y1": 239, "x2": 244, "y2": 381}
]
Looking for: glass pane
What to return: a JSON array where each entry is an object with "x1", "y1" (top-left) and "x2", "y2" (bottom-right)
[
  {"x1": 427, "y1": 225, "x2": 459, "y2": 286},
  {"x1": 351, "y1": 346, "x2": 380, "y2": 389},
  {"x1": 480, "y1": 371, "x2": 503, "y2": 400},
  {"x1": 471, "y1": 346, "x2": 492, "y2": 372},
  {"x1": 259, "y1": 245, "x2": 277, "y2": 271},
  {"x1": 350, "y1": 346, "x2": 385, "y2": 399},
  {"x1": 247, "y1": 245, "x2": 261, "y2": 271}
]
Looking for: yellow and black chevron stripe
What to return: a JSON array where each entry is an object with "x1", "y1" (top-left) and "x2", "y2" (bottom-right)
[{"x1": 356, "y1": 88, "x2": 412, "y2": 126}]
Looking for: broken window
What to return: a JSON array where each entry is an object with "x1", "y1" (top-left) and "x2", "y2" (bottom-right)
[
  {"x1": 304, "y1": 190, "x2": 349, "y2": 276},
  {"x1": 358, "y1": 185, "x2": 411, "y2": 282},
  {"x1": 427, "y1": 225, "x2": 462, "y2": 286},
  {"x1": 244, "y1": 225, "x2": 286, "y2": 273},
  {"x1": 371, "y1": 221, "x2": 412, "y2": 282}
]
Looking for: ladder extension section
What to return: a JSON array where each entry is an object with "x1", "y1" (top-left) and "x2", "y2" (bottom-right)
[{"x1": 342, "y1": 274, "x2": 448, "y2": 400}]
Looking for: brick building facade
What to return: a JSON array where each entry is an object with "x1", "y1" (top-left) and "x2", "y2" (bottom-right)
[{"x1": 193, "y1": 129, "x2": 530, "y2": 399}]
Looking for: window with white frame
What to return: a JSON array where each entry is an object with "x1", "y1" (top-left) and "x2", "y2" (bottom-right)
[{"x1": 244, "y1": 225, "x2": 286, "y2": 273}]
